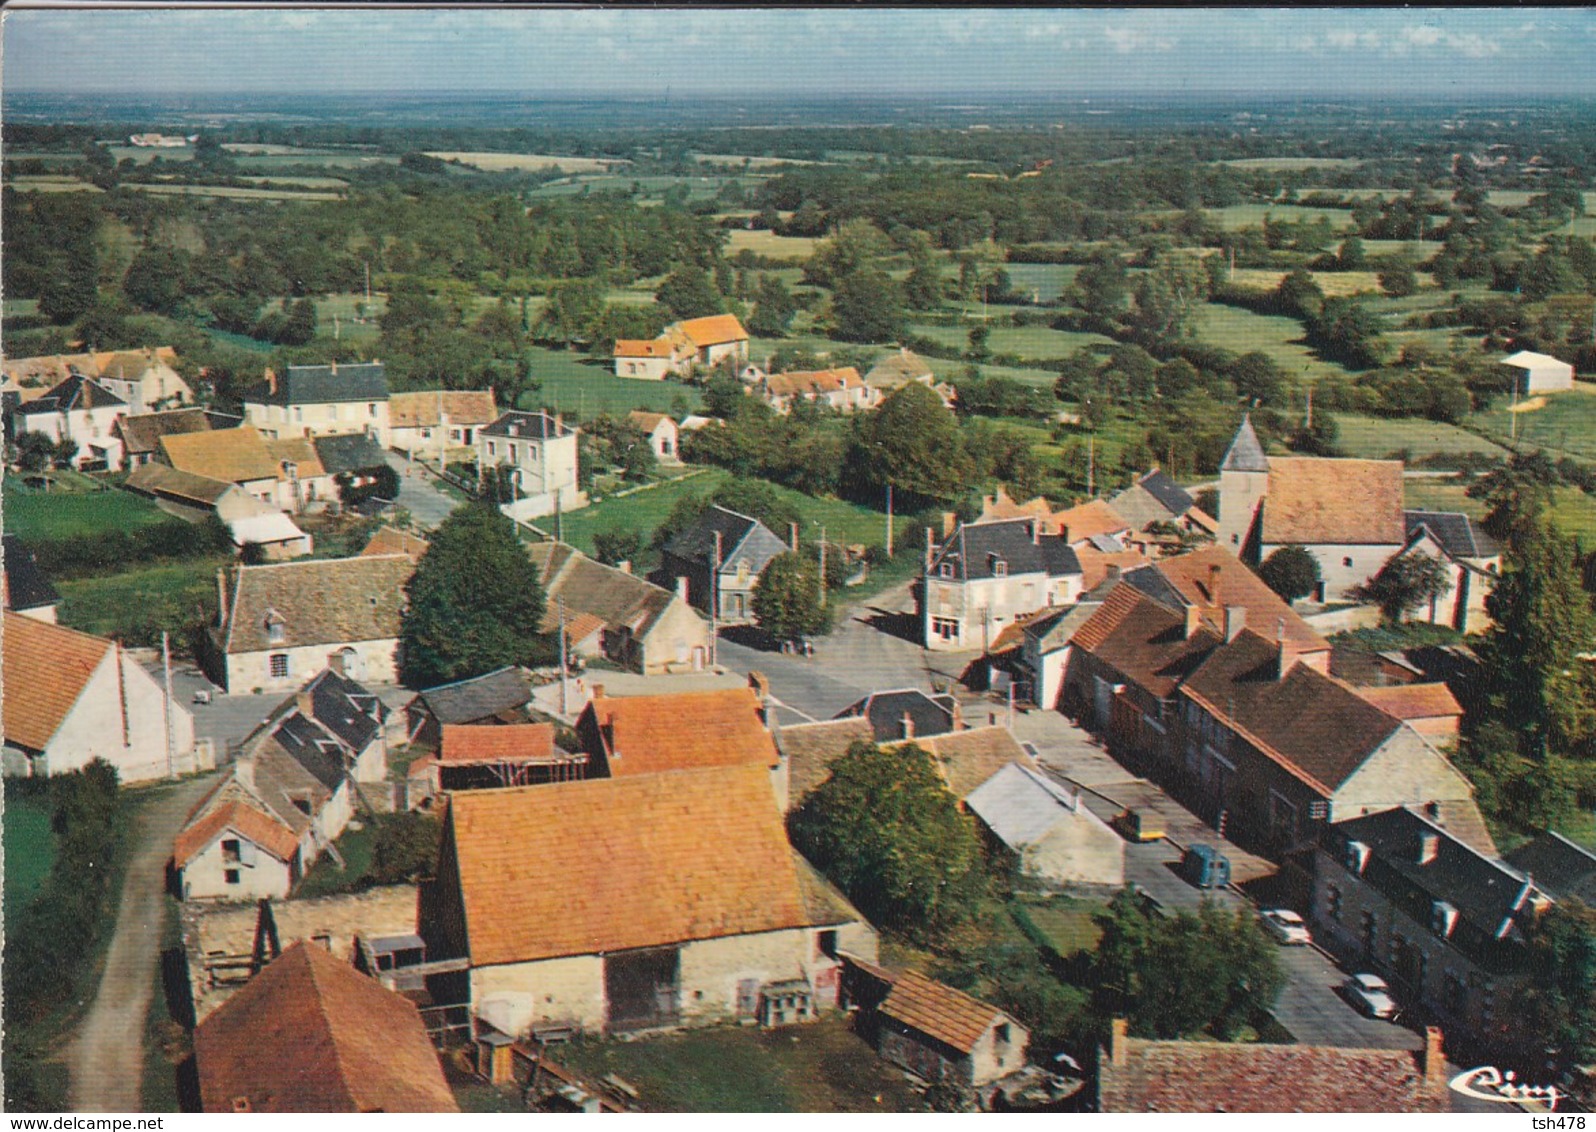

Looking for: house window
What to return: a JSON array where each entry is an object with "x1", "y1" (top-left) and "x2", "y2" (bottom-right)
[
  {"x1": 222, "y1": 838, "x2": 241, "y2": 864},
  {"x1": 932, "y1": 616, "x2": 958, "y2": 641},
  {"x1": 267, "y1": 619, "x2": 285, "y2": 645},
  {"x1": 817, "y1": 930, "x2": 837, "y2": 959},
  {"x1": 1326, "y1": 883, "x2": 1342, "y2": 922},
  {"x1": 1343, "y1": 556, "x2": 1354, "y2": 568},
  {"x1": 487, "y1": 441, "x2": 497, "y2": 457},
  {"x1": 269, "y1": 653, "x2": 290, "y2": 679},
  {"x1": 1309, "y1": 800, "x2": 1329, "y2": 821},
  {"x1": 329, "y1": 404, "x2": 340, "y2": 420},
  {"x1": 422, "y1": 428, "x2": 432, "y2": 440},
  {"x1": 224, "y1": 869, "x2": 240, "y2": 886},
  {"x1": 993, "y1": 560, "x2": 1008, "y2": 578},
  {"x1": 368, "y1": 403, "x2": 378, "y2": 417},
  {"x1": 995, "y1": 1023, "x2": 1012, "y2": 1046},
  {"x1": 293, "y1": 406, "x2": 303, "y2": 422},
  {"x1": 509, "y1": 444, "x2": 518, "y2": 462},
  {"x1": 939, "y1": 562, "x2": 954, "y2": 579}
]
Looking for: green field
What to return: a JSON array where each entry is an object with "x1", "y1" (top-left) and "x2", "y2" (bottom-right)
[
  {"x1": 907, "y1": 319, "x2": 1114, "y2": 362},
  {"x1": 1470, "y1": 384, "x2": 1596, "y2": 463},
  {"x1": 725, "y1": 229, "x2": 820, "y2": 258},
  {"x1": 127, "y1": 183, "x2": 343, "y2": 202},
  {"x1": 3, "y1": 788, "x2": 55, "y2": 919},
  {"x1": 1194, "y1": 302, "x2": 1356, "y2": 381},
  {"x1": 55, "y1": 556, "x2": 228, "y2": 642},
  {"x1": 1222, "y1": 157, "x2": 1364, "y2": 171},
  {"x1": 1402, "y1": 478, "x2": 1596, "y2": 543},
  {"x1": 3, "y1": 480, "x2": 169, "y2": 541},
  {"x1": 559, "y1": 1018, "x2": 930, "y2": 1113},
  {"x1": 1206, "y1": 203, "x2": 1355, "y2": 232},
  {"x1": 1020, "y1": 896, "x2": 1106, "y2": 958},
  {"x1": 1331, "y1": 413, "x2": 1510, "y2": 461},
  {"x1": 522, "y1": 345, "x2": 703, "y2": 420},
  {"x1": 1003, "y1": 262, "x2": 1081, "y2": 302}
]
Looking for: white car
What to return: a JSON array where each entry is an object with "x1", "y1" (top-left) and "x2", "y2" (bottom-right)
[
  {"x1": 1343, "y1": 973, "x2": 1398, "y2": 1019},
  {"x1": 1260, "y1": 909, "x2": 1311, "y2": 946}
]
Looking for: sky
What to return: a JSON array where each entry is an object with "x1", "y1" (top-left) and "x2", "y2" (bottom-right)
[{"x1": 4, "y1": 7, "x2": 1595, "y2": 101}]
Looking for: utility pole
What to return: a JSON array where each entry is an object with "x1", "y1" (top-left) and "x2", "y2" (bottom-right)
[
  {"x1": 558, "y1": 597, "x2": 569, "y2": 717},
  {"x1": 162, "y1": 631, "x2": 176, "y2": 779},
  {"x1": 364, "y1": 261, "x2": 372, "y2": 308},
  {"x1": 885, "y1": 483, "x2": 894, "y2": 558},
  {"x1": 555, "y1": 487, "x2": 564, "y2": 543},
  {"x1": 1087, "y1": 435, "x2": 1095, "y2": 497},
  {"x1": 711, "y1": 529, "x2": 723, "y2": 668},
  {"x1": 1007, "y1": 679, "x2": 1015, "y2": 731},
  {"x1": 818, "y1": 525, "x2": 827, "y2": 610},
  {"x1": 1305, "y1": 385, "x2": 1314, "y2": 430}
]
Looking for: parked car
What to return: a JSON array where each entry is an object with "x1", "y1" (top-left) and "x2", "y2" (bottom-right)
[
  {"x1": 1343, "y1": 973, "x2": 1397, "y2": 1019},
  {"x1": 1178, "y1": 843, "x2": 1231, "y2": 888},
  {"x1": 1112, "y1": 807, "x2": 1166, "y2": 843},
  {"x1": 1260, "y1": 909, "x2": 1311, "y2": 946}
]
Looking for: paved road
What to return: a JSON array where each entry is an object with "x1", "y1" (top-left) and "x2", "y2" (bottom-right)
[
  {"x1": 386, "y1": 452, "x2": 462, "y2": 531},
  {"x1": 68, "y1": 774, "x2": 217, "y2": 1113}
]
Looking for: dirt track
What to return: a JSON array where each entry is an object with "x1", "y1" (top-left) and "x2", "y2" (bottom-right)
[{"x1": 67, "y1": 775, "x2": 213, "y2": 1113}]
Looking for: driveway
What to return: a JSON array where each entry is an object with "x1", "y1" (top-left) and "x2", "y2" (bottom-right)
[
  {"x1": 68, "y1": 773, "x2": 217, "y2": 1112},
  {"x1": 386, "y1": 452, "x2": 463, "y2": 531}
]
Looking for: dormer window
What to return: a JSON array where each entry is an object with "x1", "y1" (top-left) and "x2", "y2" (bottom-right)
[
  {"x1": 265, "y1": 611, "x2": 286, "y2": 645},
  {"x1": 993, "y1": 558, "x2": 1008, "y2": 578},
  {"x1": 1432, "y1": 900, "x2": 1459, "y2": 938},
  {"x1": 1344, "y1": 839, "x2": 1371, "y2": 874},
  {"x1": 939, "y1": 562, "x2": 954, "y2": 579}
]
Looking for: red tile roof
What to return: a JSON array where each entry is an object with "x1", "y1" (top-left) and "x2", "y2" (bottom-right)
[
  {"x1": 677, "y1": 313, "x2": 748, "y2": 348},
  {"x1": 446, "y1": 765, "x2": 811, "y2": 966},
  {"x1": 1152, "y1": 546, "x2": 1327, "y2": 654},
  {"x1": 439, "y1": 722, "x2": 556, "y2": 764},
  {"x1": 582, "y1": 687, "x2": 779, "y2": 777},
  {"x1": 1072, "y1": 585, "x2": 1220, "y2": 699},
  {"x1": 195, "y1": 941, "x2": 458, "y2": 1112},
  {"x1": 1055, "y1": 499, "x2": 1132, "y2": 543},
  {"x1": 1263, "y1": 456, "x2": 1406, "y2": 546},
  {"x1": 360, "y1": 526, "x2": 430, "y2": 561},
  {"x1": 173, "y1": 800, "x2": 301, "y2": 869},
  {"x1": 614, "y1": 338, "x2": 677, "y2": 359},
  {"x1": 879, "y1": 970, "x2": 1008, "y2": 1055},
  {"x1": 2, "y1": 611, "x2": 113, "y2": 751},
  {"x1": 1356, "y1": 682, "x2": 1463, "y2": 722},
  {"x1": 387, "y1": 390, "x2": 498, "y2": 429}
]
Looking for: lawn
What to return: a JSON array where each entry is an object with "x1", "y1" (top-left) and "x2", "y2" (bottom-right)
[
  {"x1": 726, "y1": 229, "x2": 820, "y2": 259},
  {"x1": 907, "y1": 320, "x2": 1114, "y2": 363},
  {"x1": 1193, "y1": 302, "x2": 1356, "y2": 382},
  {"x1": 1330, "y1": 413, "x2": 1510, "y2": 462},
  {"x1": 55, "y1": 556, "x2": 228, "y2": 643},
  {"x1": 1016, "y1": 895, "x2": 1106, "y2": 959},
  {"x1": 521, "y1": 345, "x2": 702, "y2": 421},
  {"x1": 3, "y1": 479, "x2": 169, "y2": 541},
  {"x1": 3, "y1": 787, "x2": 55, "y2": 919},
  {"x1": 558, "y1": 1018, "x2": 932, "y2": 1113},
  {"x1": 1002, "y1": 262, "x2": 1081, "y2": 303},
  {"x1": 1401, "y1": 478, "x2": 1596, "y2": 543}
]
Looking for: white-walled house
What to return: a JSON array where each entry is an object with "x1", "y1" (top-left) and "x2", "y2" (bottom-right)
[
  {"x1": 389, "y1": 389, "x2": 499, "y2": 462},
  {"x1": 626, "y1": 410, "x2": 681, "y2": 464},
  {"x1": 90, "y1": 347, "x2": 193, "y2": 414},
  {"x1": 920, "y1": 517, "x2": 1085, "y2": 652},
  {"x1": 242, "y1": 362, "x2": 391, "y2": 448},
  {"x1": 12, "y1": 373, "x2": 129, "y2": 470},
  {"x1": 477, "y1": 411, "x2": 588, "y2": 523},
  {"x1": 2, "y1": 611, "x2": 196, "y2": 782},
  {"x1": 1400, "y1": 510, "x2": 1501, "y2": 632}
]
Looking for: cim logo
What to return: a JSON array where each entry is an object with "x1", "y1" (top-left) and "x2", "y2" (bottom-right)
[{"x1": 1449, "y1": 1065, "x2": 1564, "y2": 1111}]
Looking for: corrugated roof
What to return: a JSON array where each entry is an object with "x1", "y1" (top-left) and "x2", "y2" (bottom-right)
[
  {"x1": 879, "y1": 970, "x2": 1007, "y2": 1056},
  {"x1": 1262, "y1": 457, "x2": 1405, "y2": 546},
  {"x1": 222, "y1": 555, "x2": 413, "y2": 655},
  {"x1": 446, "y1": 765, "x2": 811, "y2": 966},
  {"x1": 195, "y1": 941, "x2": 458, "y2": 1113},
  {"x1": 2, "y1": 611, "x2": 112, "y2": 751},
  {"x1": 963, "y1": 762, "x2": 1100, "y2": 850},
  {"x1": 582, "y1": 687, "x2": 779, "y2": 777}
]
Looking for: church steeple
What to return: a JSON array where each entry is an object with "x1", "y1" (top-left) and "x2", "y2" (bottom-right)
[{"x1": 1220, "y1": 414, "x2": 1269, "y2": 474}]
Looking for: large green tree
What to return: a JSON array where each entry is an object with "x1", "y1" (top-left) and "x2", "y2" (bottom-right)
[
  {"x1": 846, "y1": 382, "x2": 969, "y2": 501},
  {"x1": 830, "y1": 266, "x2": 906, "y2": 344},
  {"x1": 399, "y1": 504, "x2": 552, "y2": 687},
  {"x1": 1352, "y1": 552, "x2": 1452, "y2": 623},
  {"x1": 1258, "y1": 545, "x2": 1320, "y2": 602},
  {"x1": 788, "y1": 741, "x2": 984, "y2": 937},
  {"x1": 655, "y1": 265, "x2": 724, "y2": 321},
  {"x1": 751, "y1": 552, "x2": 829, "y2": 642},
  {"x1": 1518, "y1": 899, "x2": 1596, "y2": 1071}
]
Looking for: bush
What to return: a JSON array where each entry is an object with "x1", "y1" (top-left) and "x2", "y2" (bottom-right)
[{"x1": 28, "y1": 513, "x2": 231, "y2": 578}]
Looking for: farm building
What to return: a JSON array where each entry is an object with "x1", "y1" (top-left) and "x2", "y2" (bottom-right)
[
  {"x1": 873, "y1": 970, "x2": 1030, "y2": 1090},
  {"x1": 1502, "y1": 349, "x2": 1574, "y2": 394},
  {"x1": 964, "y1": 762, "x2": 1125, "y2": 889},
  {"x1": 406, "y1": 666, "x2": 534, "y2": 749},
  {"x1": 625, "y1": 410, "x2": 680, "y2": 464}
]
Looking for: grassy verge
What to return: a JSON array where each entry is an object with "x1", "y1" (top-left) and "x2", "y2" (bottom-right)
[
  {"x1": 3, "y1": 784, "x2": 56, "y2": 919},
  {"x1": 558, "y1": 1018, "x2": 931, "y2": 1113},
  {"x1": 141, "y1": 893, "x2": 186, "y2": 1112}
]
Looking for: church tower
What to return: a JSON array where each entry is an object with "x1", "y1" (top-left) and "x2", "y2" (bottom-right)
[{"x1": 1217, "y1": 415, "x2": 1270, "y2": 558}]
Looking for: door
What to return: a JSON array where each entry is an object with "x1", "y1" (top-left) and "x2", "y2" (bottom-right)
[{"x1": 605, "y1": 947, "x2": 680, "y2": 1033}]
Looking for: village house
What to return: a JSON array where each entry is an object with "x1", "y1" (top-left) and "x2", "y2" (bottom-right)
[
  {"x1": 1354, "y1": 682, "x2": 1465, "y2": 743},
  {"x1": 242, "y1": 362, "x2": 391, "y2": 447},
  {"x1": 1216, "y1": 416, "x2": 1407, "y2": 602},
  {"x1": 388, "y1": 389, "x2": 498, "y2": 462},
  {"x1": 125, "y1": 462, "x2": 314, "y2": 559},
  {"x1": 863, "y1": 348, "x2": 957, "y2": 409},
  {"x1": 1399, "y1": 510, "x2": 1501, "y2": 632},
  {"x1": 159, "y1": 425, "x2": 336, "y2": 513},
  {"x1": 625, "y1": 410, "x2": 681, "y2": 465},
  {"x1": 417, "y1": 764, "x2": 877, "y2": 1039},
  {"x1": 1109, "y1": 469, "x2": 1218, "y2": 541},
  {"x1": 1311, "y1": 807, "x2": 1548, "y2": 1055},
  {"x1": 574, "y1": 685, "x2": 781, "y2": 787},
  {"x1": 965, "y1": 762, "x2": 1125, "y2": 890},
  {"x1": 194, "y1": 941, "x2": 458, "y2": 1113},
  {"x1": 85, "y1": 347, "x2": 192, "y2": 413},
  {"x1": 476, "y1": 410, "x2": 586, "y2": 523},
  {"x1": 1097, "y1": 1018, "x2": 1449, "y2": 1112},
  {"x1": 1051, "y1": 499, "x2": 1135, "y2": 549},
  {"x1": 406, "y1": 666, "x2": 534, "y2": 749},
  {"x1": 173, "y1": 787, "x2": 305, "y2": 903},
  {"x1": 3, "y1": 534, "x2": 61, "y2": 622},
  {"x1": 114, "y1": 406, "x2": 239, "y2": 467},
  {"x1": 835, "y1": 688, "x2": 962, "y2": 743},
  {"x1": 613, "y1": 314, "x2": 749, "y2": 380},
  {"x1": 408, "y1": 722, "x2": 590, "y2": 806},
  {"x1": 754, "y1": 367, "x2": 877, "y2": 415},
  {"x1": 205, "y1": 554, "x2": 414, "y2": 693},
  {"x1": 870, "y1": 969, "x2": 1030, "y2": 1091},
  {"x1": 657, "y1": 505, "x2": 789, "y2": 624},
  {"x1": 1502, "y1": 349, "x2": 1575, "y2": 394},
  {"x1": 920, "y1": 516, "x2": 1084, "y2": 651},
  {"x1": 11, "y1": 372, "x2": 128, "y2": 469},
  {"x1": 313, "y1": 432, "x2": 392, "y2": 502},
  {"x1": 2, "y1": 611, "x2": 197, "y2": 782},
  {"x1": 527, "y1": 542, "x2": 712, "y2": 674}
]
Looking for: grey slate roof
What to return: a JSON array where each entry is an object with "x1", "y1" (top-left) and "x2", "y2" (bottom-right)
[
  {"x1": 1025, "y1": 602, "x2": 1103, "y2": 653},
  {"x1": 837, "y1": 689, "x2": 957, "y2": 743},
  {"x1": 271, "y1": 712, "x2": 348, "y2": 792},
  {"x1": 1137, "y1": 470, "x2": 1196, "y2": 517},
  {"x1": 928, "y1": 518, "x2": 1083, "y2": 583},
  {"x1": 413, "y1": 666, "x2": 531, "y2": 726},
  {"x1": 313, "y1": 432, "x2": 390, "y2": 476},
  {"x1": 17, "y1": 372, "x2": 125, "y2": 414},
  {"x1": 1404, "y1": 510, "x2": 1501, "y2": 560},
  {"x1": 965, "y1": 762, "x2": 1099, "y2": 849},
  {"x1": 246, "y1": 363, "x2": 388, "y2": 407},
  {"x1": 1220, "y1": 415, "x2": 1269, "y2": 473},
  {"x1": 2, "y1": 535, "x2": 60, "y2": 613},
  {"x1": 1504, "y1": 831, "x2": 1596, "y2": 904},
  {"x1": 662, "y1": 505, "x2": 786, "y2": 574},
  {"x1": 1326, "y1": 807, "x2": 1539, "y2": 969},
  {"x1": 306, "y1": 668, "x2": 386, "y2": 754},
  {"x1": 480, "y1": 410, "x2": 571, "y2": 440}
]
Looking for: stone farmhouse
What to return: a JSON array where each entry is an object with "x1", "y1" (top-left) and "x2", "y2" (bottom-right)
[
  {"x1": 613, "y1": 314, "x2": 749, "y2": 380},
  {"x1": 388, "y1": 389, "x2": 498, "y2": 462},
  {"x1": 753, "y1": 367, "x2": 878, "y2": 415},
  {"x1": 242, "y1": 362, "x2": 391, "y2": 447}
]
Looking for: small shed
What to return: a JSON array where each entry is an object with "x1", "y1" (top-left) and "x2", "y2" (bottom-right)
[
  {"x1": 876, "y1": 970, "x2": 1029, "y2": 1089},
  {"x1": 1502, "y1": 350, "x2": 1574, "y2": 394},
  {"x1": 964, "y1": 763, "x2": 1125, "y2": 889}
]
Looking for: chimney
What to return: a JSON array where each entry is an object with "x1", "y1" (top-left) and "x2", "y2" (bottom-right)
[
  {"x1": 942, "y1": 512, "x2": 958, "y2": 538},
  {"x1": 591, "y1": 684, "x2": 605, "y2": 701},
  {"x1": 265, "y1": 368, "x2": 278, "y2": 396},
  {"x1": 1207, "y1": 563, "x2": 1222, "y2": 606},
  {"x1": 675, "y1": 575, "x2": 690, "y2": 601},
  {"x1": 1274, "y1": 616, "x2": 1290, "y2": 680},
  {"x1": 1030, "y1": 519, "x2": 1040, "y2": 545},
  {"x1": 1420, "y1": 1027, "x2": 1446, "y2": 1090},
  {"x1": 1184, "y1": 603, "x2": 1203, "y2": 640},
  {"x1": 901, "y1": 712, "x2": 915, "y2": 740},
  {"x1": 296, "y1": 690, "x2": 314, "y2": 718},
  {"x1": 327, "y1": 650, "x2": 346, "y2": 677},
  {"x1": 554, "y1": 412, "x2": 564, "y2": 433},
  {"x1": 330, "y1": 360, "x2": 338, "y2": 376},
  {"x1": 790, "y1": 521, "x2": 799, "y2": 553},
  {"x1": 1224, "y1": 605, "x2": 1246, "y2": 643},
  {"x1": 748, "y1": 670, "x2": 771, "y2": 702},
  {"x1": 1109, "y1": 1018, "x2": 1130, "y2": 1067},
  {"x1": 617, "y1": 560, "x2": 632, "y2": 575},
  {"x1": 217, "y1": 568, "x2": 230, "y2": 625},
  {"x1": 1418, "y1": 832, "x2": 1440, "y2": 866},
  {"x1": 1105, "y1": 564, "x2": 1123, "y2": 587}
]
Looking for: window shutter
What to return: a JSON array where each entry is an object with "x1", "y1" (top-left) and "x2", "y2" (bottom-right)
[{"x1": 239, "y1": 839, "x2": 258, "y2": 868}]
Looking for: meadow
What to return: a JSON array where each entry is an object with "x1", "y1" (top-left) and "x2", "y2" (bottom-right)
[
  {"x1": 1469, "y1": 384, "x2": 1596, "y2": 462},
  {"x1": 3, "y1": 478, "x2": 169, "y2": 541},
  {"x1": 424, "y1": 151, "x2": 624, "y2": 173},
  {"x1": 1330, "y1": 413, "x2": 1509, "y2": 462}
]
